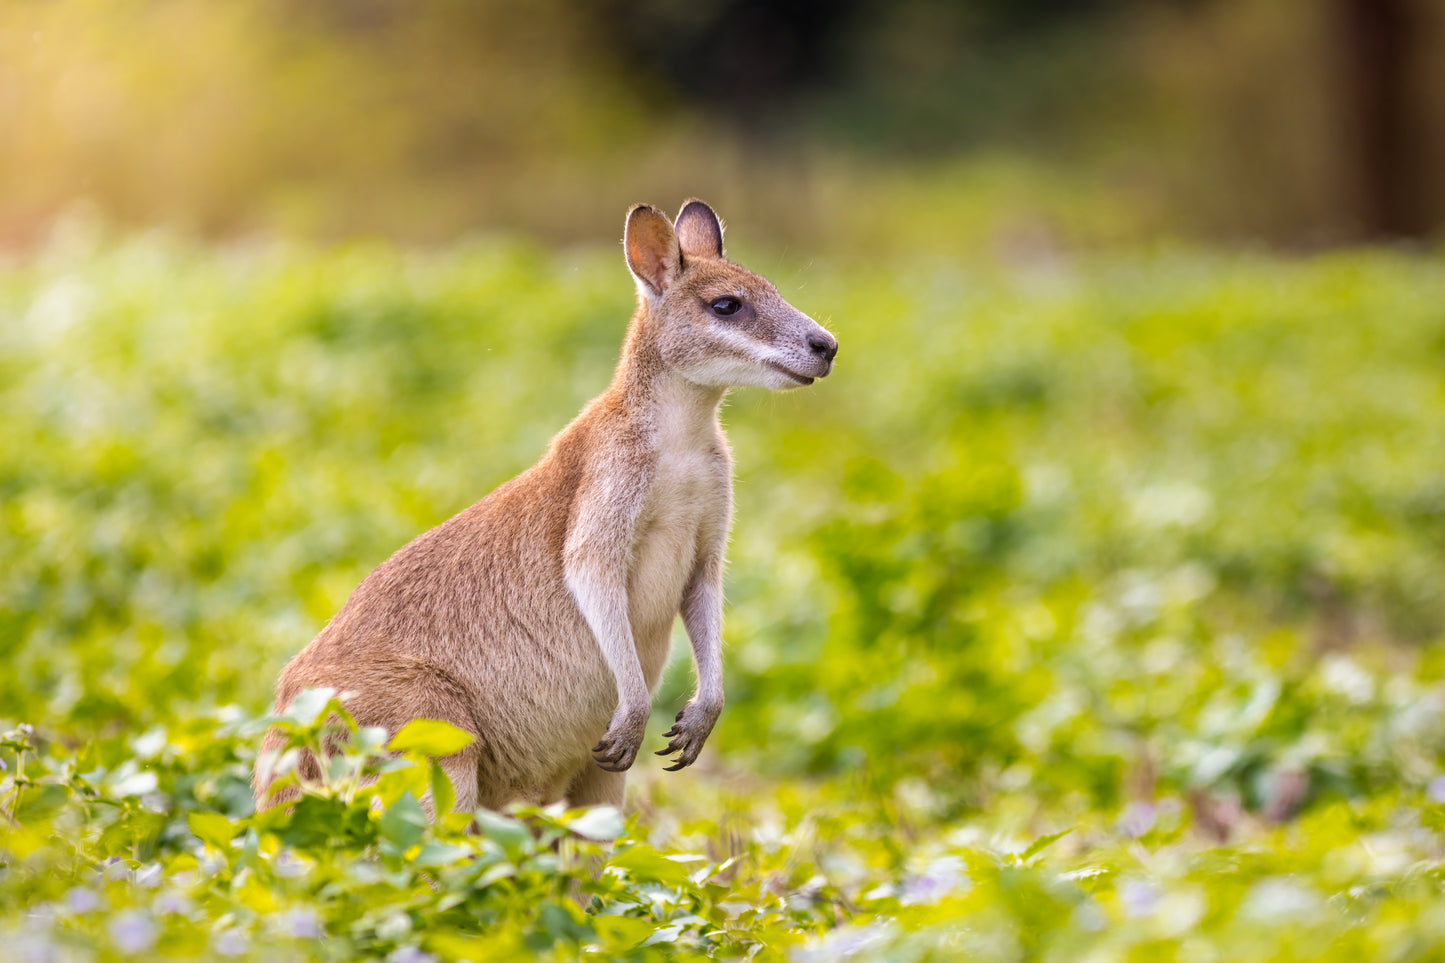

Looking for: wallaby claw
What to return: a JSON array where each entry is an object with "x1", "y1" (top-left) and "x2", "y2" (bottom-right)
[
  {"x1": 592, "y1": 735, "x2": 637, "y2": 772},
  {"x1": 654, "y1": 699, "x2": 720, "y2": 772},
  {"x1": 593, "y1": 707, "x2": 647, "y2": 772}
]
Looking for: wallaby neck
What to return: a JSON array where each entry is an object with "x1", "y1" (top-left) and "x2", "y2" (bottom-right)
[{"x1": 609, "y1": 306, "x2": 727, "y2": 441}]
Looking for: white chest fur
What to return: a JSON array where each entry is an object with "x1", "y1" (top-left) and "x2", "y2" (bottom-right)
[{"x1": 628, "y1": 384, "x2": 728, "y2": 648}]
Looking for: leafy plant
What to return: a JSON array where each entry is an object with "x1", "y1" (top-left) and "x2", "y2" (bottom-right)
[{"x1": 4, "y1": 234, "x2": 1445, "y2": 958}]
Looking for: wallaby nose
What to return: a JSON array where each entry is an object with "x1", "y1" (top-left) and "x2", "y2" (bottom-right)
[{"x1": 808, "y1": 333, "x2": 838, "y2": 362}]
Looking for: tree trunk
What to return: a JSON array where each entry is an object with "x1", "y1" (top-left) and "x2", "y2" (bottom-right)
[{"x1": 1337, "y1": 0, "x2": 1427, "y2": 239}]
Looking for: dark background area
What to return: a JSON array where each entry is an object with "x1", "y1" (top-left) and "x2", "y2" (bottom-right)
[{"x1": 3, "y1": 0, "x2": 1443, "y2": 248}]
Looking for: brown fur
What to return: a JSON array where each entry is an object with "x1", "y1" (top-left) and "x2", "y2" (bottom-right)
[{"x1": 254, "y1": 200, "x2": 837, "y2": 814}]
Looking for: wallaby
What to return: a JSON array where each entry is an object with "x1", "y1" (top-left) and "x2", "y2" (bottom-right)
[{"x1": 254, "y1": 200, "x2": 837, "y2": 814}]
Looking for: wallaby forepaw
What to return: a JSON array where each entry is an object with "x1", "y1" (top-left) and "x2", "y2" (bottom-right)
[
  {"x1": 655, "y1": 699, "x2": 721, "y2": 772},
  {"x1": 593, "y1": 708, "x2": 648, "y2": 772}
]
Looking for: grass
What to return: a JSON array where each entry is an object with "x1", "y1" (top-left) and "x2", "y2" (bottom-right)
[{"x1": 3, "y1": 229, "x2": 1445, "y2": 960}]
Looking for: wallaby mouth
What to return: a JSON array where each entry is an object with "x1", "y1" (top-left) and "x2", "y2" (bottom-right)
[{"x1": 767, "y1": 360, "x2": 820, "y2": 385}]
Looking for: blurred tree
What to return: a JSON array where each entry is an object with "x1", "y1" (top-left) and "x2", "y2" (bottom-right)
[
  {"x1": 1336, "y1": 0, "x2": 1429, "y2": 239},
  {"x1": 1, "y1": 0, "x2": 1442, "y2": 245},
  {"x1": 592, "y1": 0, "x2": 864, "y2": 113},
  {"x1": 593, "y1": 0, "x2": 1131, "y2": 130}
]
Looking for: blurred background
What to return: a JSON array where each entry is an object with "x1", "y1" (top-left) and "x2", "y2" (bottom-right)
[
  {"x1": 5, "y1": 0, "x2": 1445, "y2": 793},
  {"x1": 4, "y1": 0, "x2": 1445, "y2": 251},
  {"x1": 7, "y1": 3, "x2": 1445, "y2": 957}
]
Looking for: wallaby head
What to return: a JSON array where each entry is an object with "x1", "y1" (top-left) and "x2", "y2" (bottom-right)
[{"x1": 623, "y1": 199, "x2": 838, "y2": 391}]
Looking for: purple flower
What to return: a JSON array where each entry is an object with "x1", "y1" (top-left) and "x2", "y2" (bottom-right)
[
  {"x1": 65, "y1": 887, "x2": 101, "y2": 914},
  {"x1": 1118, "y1": 801, "x2": 1157, "y2": 838},
  {"x1": 213, "y1": 929, "x2": 249, "y2": 956},
  {"x1": 108, "y1": 910, "x2": 156, "y2": 953},
  {"x1": 15, "y1": 932, "x2": 58, "y2": 963},
  {"x1": 900, "y1": 856, "x2": 966, "y2": 905},
  {"x1": 273, "y1": 851, "x2": 309, "y2": 878},
  {"x1": 793, "y1": 921, "x2": 895, "y2": 961},
  {"x1": 1122, "y1": 880, "x2": 1157, "y2": 917},
  {"x1": 283, "y1": 907, "x2": 322, "y2": 939},
  {"x1": 387, "y1": 948, "x2": 437, "y2": 963},
  {"x1": 154, "y1": 891, "x2": 193, "y2": 916},
  {"x1": 1427, "y1": 776, "x2": 1445, "y2": 804}
]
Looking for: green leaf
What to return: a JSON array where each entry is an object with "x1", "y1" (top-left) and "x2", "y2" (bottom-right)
[
  {"x1": 187, "y1": 811, "x2": 237, "y2": 851},
  {"x1": 539, "y1": 903, "x2": 591, "y2": 944},
  {"x1": 426, "y1": 931, "x2": 517, "y2": 961},
  {"x1": 430, "y1": 759, "x2": 456, "y2": 816},
  {"x1": 355, "y1": 726, "x2": 391, "y2": 751},
  {"x1": 412, "y1": 841, "x2": 473, "y2": 868},
  {"x1": 379, "y1": 791, "x2": 428, "y2": 853},
  {"x1": 608, "y1": 845, "x2": 693, "y2": 887},
  {"x1": 285, "y1": 688, "x2": 338, "y2": 727},
  {"x1": 642, "y1": 923, "x2": 684, "y2": 946},
  {"x1": 282, "y1": 796, "x2": 373, "y2": 849},
  {"x1": 592, "y1": 915, "x2": 655, "y2": 951},
  {"x1": 1019, "y1": 828, "x2": 1073, "y2": 862},
  {"x1": 388, "y1": 719, "x2": 475, "y2": 757},
  {"x1": 474, "y1": 810, "x2": 532, "y2": 858},
  {"x1": 371, "y1": 760, "x2": 427, "y2": 807},
  {"x1": 565, "y1": 805, "x2": 624, "y2": 841},
  {"x1": 476, "y1": 861, "x2": 516, "y2": 887}
]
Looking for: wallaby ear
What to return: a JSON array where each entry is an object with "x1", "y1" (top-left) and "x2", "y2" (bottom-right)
[
  {"x1": 675, "y1": 199, "x2": 724, "y2": 261},
  {"x1": 624, "y1": 204, "x2": 682, "y2": 298}
]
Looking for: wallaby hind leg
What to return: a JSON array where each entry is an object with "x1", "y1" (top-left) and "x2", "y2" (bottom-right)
[
  {"x1": 270, "y1": 657, "x2": 485, "y2": 818},
  {"x1": 340, "y1": 661, "x2": 484, "y2": 818},
  {"x1": 254, "y1": 716, "x2": 360, "y2": 812},
  {"x1": 430, "y1": 747, "x2": 481, "y2": 817},
  {"x1": 253, "y1": 725, "x2": 303, "y2": 812},
  {"x1": 564, "y1": 762, "x2": 626, "y2": 809},
  {"x1": 256, "y1": 725, "x2": 480, "y2": 819}
]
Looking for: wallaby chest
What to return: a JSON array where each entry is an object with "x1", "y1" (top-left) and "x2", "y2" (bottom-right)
[{"x1": 626, "y1": 399, "x2": 729, "y2": 637}]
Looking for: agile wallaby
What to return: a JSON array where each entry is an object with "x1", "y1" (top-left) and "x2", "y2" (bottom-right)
[{"x1": 255, "y1": 200, "x2": 837, "y2": 813}]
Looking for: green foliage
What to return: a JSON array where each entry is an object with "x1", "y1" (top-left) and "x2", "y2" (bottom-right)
[
  {"x1": 388, "y1": 720, "x2": 476, "y2": 759},
  {"x1": 4, "y1": 233, "x2": 1445, "y2": 958}
]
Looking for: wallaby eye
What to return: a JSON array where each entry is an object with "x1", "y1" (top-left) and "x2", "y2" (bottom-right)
[{"x1": 709, "y1": 296, "x2": 742, "y2": 317}]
